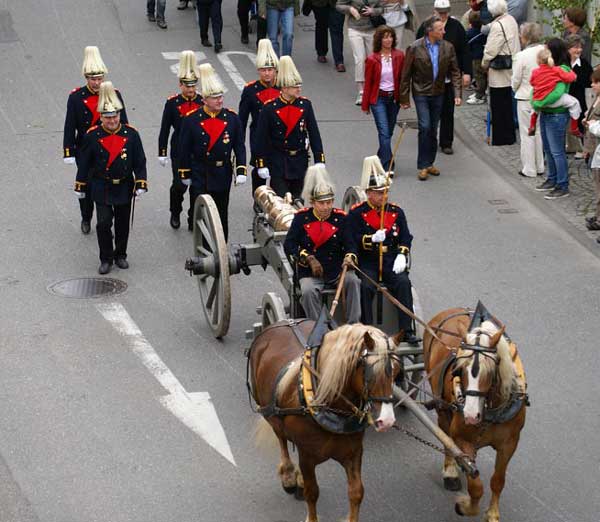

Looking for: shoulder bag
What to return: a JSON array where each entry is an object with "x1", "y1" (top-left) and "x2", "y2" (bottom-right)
[{"x1": 489, "y1": 19, "x2": 512, "y2": 70}]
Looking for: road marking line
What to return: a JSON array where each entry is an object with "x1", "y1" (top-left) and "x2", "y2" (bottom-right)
[
  {"x1": 96, "y1": 302, "x2": 236, "y2": 466},
  {"x1": 215, "y1": 51, "x2": 257, "y2": 91}
]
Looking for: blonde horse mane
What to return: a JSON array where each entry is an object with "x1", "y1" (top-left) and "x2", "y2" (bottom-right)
[
  {"x1": 312, "y1": 324, "x2": 389, "y2": 405},
  {"x1": 456, "y1": 320, "x2": 517, "y2": 402}
]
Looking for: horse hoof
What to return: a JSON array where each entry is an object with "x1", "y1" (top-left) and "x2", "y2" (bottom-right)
[
  {"x1": 294, "y1": 487, "x2": 305, "y2": 501},
  {"x1": 444, "y1": 477, "x2": 462, "y2": 491},
  {"x1": 283, "y1": 484, "x2": 297, "y2": 495},
  {"x1": 455, "y1": 503, "x2": 466, "y2": 516}
]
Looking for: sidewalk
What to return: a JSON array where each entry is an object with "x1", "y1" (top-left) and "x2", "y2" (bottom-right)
[{"x1": 454, "y1": 94, "x2": 600, "y2": 251}]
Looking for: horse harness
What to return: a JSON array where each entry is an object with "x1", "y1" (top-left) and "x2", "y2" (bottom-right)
[
  {"x1": 246, "y1": 319, "x2": 398, "y2": 434},
  {"x1": 425, "y1": 310, "x2": 529, "y2": 424}
]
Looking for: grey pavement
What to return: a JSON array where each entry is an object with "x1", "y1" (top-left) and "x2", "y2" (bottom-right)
[{"x1": 0, "y1": 2, "x2": 599, "y2": 522}]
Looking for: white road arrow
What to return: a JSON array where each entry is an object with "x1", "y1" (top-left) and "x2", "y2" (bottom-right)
[
  {"x1": 96, "y1": 302, "x2": 236, "y2": 466},
  {"x1": 215, "y1": 51, "x2": 257, "y2": 91}
]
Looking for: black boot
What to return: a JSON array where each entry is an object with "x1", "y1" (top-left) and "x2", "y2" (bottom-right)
[{"x1": 98, "y1": 262, "x2": 112, "y2": 275}]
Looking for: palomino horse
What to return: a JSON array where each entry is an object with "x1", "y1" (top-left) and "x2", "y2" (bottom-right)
[
  {"x1": 423, "y1": 305, "x2": 527, "y2": 522},
  {"x1": 248, "y1": 319, "x2": 402, "y2": 522}
]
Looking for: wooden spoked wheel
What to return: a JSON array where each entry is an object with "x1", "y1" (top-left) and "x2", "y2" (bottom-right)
[
  {"x1": 342, "y1": 186, "x2": 366, "y2": 213},
  {"x1": 261, "y1": 292, "x2": 288, "y2": 328},
  {"x1": 192, "y1": 195, "x2": 231, "y2": 339}
]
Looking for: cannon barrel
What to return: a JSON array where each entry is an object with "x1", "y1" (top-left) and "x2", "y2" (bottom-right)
[{"x1": 254, "y1": 186, "x2": 297, "y2": 232}]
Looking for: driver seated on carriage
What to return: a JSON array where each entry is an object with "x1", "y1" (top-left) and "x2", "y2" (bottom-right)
[
  {"x1": 346, "y1": 156, "x2": 420, "y2": 346},
  {"x1": 283, "y1": 165, "x2": 361, "y2": 323}
]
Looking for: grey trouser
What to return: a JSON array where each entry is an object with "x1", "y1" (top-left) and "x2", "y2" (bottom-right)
[{"x1": 299, "y1": 271, "x2": 361, "y2": 323}]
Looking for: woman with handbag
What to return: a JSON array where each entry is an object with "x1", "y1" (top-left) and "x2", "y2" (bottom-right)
[
  {"x1": 481, "y1": 0, "x2": 520, "y2": 146},
  {"x1": 362, "y1": 25, "x2": 405, "y2": 170},
  {"x1": 336, "y1": 0, "x2": 385, "y2": 105}
]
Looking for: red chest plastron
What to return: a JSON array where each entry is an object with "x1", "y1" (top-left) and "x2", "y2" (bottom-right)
[
  {"x1": 83, "y1": 95, "x2": 100, "y2": 125},
  {"x1": 200, "y1": 118, "x2": 227, "y2": 151},
  {"x1": 276, "y1": 105, "x2": 303, "y2": 138},
  {"x1": 362, "y1": 208, "x2": 397, "y2": 232},
  {"x1": 304, "y1": 221, "x2": 337, "y2": 249},
  {"x1": 177, "y1": 100, "x2": 201, "y2": 117},
  {"x1": 256, "y1": 87, "x2": 280, "y2": 106},
  {"x1": 99, "y1": 134, "x2": 128, "y2": 169}
]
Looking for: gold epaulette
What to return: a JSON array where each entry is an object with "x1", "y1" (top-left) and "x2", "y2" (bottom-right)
[{"x1": 86, "y1": 125, "x2": 99, "y2": 133}]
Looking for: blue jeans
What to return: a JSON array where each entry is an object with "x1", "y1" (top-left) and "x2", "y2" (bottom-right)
[
  {"x1": 540, "y1": 111, "x2": 569, "y2": 190},
  {"x1": 267, "y1": 7, "x2": 294, "y2": 56},
  {"x1": 370, "y1": 95, "x2": 399, "y2": 170},
  {"x1": 147, "y1": 0, "x2": 166, "y2": 19},
  {"x1": 413, "y1": 94, "x2": 444, "y2": 170}
]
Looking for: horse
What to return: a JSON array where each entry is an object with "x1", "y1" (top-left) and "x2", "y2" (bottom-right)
[
  {"x1": 248, "y1": 319, "x2": 402, "y2": 522},
  {"x1": 423, "y1": 306, "x2": 527, "y2": 522}
]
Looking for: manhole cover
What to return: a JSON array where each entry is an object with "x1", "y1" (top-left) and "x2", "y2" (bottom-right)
[{"x1": 47, "y1": 277, "x2": 127, "y2": 299}]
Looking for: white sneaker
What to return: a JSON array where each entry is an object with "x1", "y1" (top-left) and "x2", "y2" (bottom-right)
[
  {"x1": 355, "y1": 91, "x2": 363, "y2": 106},
  {"x1": 467, "y1": 96, "x2": 486, "y2": 105},
  {"x1": 467, "y1": 92, "x2": 477, "y2": 100}
]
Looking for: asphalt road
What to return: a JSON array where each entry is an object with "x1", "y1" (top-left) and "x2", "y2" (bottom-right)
[{"x1": 0, "y1": 2, "x2": 599, "y2": 522}]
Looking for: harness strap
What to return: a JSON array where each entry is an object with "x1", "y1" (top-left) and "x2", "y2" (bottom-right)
[{"x1": 257, "y1": 360, "x2": 307, "y2": 418}]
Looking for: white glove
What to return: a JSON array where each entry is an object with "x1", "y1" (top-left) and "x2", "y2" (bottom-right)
[
  {"x1": 392, "y1": 253, "x2": 407, "y2": 274},
  {"x1": 372, "y1": 229, "x2": 386, "y2": 243},
  {"x1": 135, "y1": 188, "x2": 147, "y2": 197},
  {"x1": 64, "y1": 157, "x2": 76, "y2": 165},
  {"x1": 235, "y1": 174, "x2": 247, "y2": 185},
  {"x1": 181, "y1": 178, "x2": 191, "y2": 186},
  {"x1": 314, "y1": 162, "x2": 325, "y2": 167},
  {"x1": 74, "y1": 191, "x2": 86, "y2": 199},
  {"x1": 158, "y1": 156, "x2": 169, "y2": 167},
  {"x1": 257, "y1": 167, "x2": 270, "y2": 179}
]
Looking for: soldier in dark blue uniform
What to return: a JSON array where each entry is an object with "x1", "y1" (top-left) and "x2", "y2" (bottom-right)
[
  {"x1": 238, "y1": 39, "x2": 280, "y2": 196},
  {"x1": 346, "y1": 156, "x2": 419, "y2": 345},
  {"x1": 284, "y1": 165, "x2": 360, "y2": 322},
  {"x1": 255, "y1": 56, "x2": 325, "y2": 200},
  {"x1": 63, "y1": 46, "x2": 128, "y2": 234},
  {"x1": 178, "y1": 64, "x2": 247, "y2": 239},
  {"x1": 75, "y1": 82, "x2": 147, "y2": 275},
  {"x1": 158, "y1": 51, "x2": 203, "y2": 229}
]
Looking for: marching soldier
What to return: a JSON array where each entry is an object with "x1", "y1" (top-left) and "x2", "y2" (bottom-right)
[
  {"x1": 63, "y1": 46, "x2": 128, "y2": 234},
  {"x1": 178, "y1": 64, "x2": 247, "y2": 239},
  {"x1": 284, "y1": 165, "x2": 360, "y2": 323},
  {"x1": 158, "y1": 50, "x2": 203, "y2": 229},
  {"x1": 75, "y1": 82, "x2": 147, "y2": 275},
  {"x1": 238, "y1": 39, "x2": 280, "y2": 196},
  {"x1": 255, "y1": 56, "x2": 325, "y2": 200},
  {"x1": 346, "y1": 156, "x2": 419, "y2": 345}
]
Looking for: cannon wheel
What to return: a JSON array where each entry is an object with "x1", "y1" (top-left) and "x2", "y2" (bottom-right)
[
  {"x1": 261, "y1": 292, "x2": 287, "y2": 328},
  {"x1": 192, "y1": 194, "x2": 231, "y2": 339},
  {"x1": 342, "y1": 186, "x2": 367, "y2": 212}
]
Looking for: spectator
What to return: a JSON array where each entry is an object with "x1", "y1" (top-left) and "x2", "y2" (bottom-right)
[
  {"x1": 309, "y1": 0, "x2": 346, "y2": 71},
  {"x1": 416, "y1": 0, "x2": 471, "y2": 155},
  {"x1": 238, "y1": 0, "x2": 267, "y2": 45},
  {"x1": 481, "y1": 0, "x2": 520, "y2": 146},
  {"x1": 197, "y1": 0, "x2": 223, "y2": 52},
  {"x1": 535, "y1": 38, "x2": 573, "y2": 200},
  {"x1": 511, "y1": 22, "x2": 545, "y2": 177},
  {"x1": 382, "y1": 0, "x2": 410, "y2": 48},
  {"x1": 465, "y1": 11, "x2": 487, "y2": 105},
  {"x1": 562, "y1": 7, "x2": 592, "y2": 65},
  {"x1": 362, "y1": 25, "x2": 405, "y2": 170},
  {"x1": 336, "y1": 0, "x2": 385, "y2": 106},
  {"x1": 565, "y1": 34, "x2": 593, "y2": 136},
  {"x1": 259, "y1": 0, "x2": 300, "y2": 57},
  {"x1": 147, "y1": 0, "x2": 168, "y2": 29},
  {"x1": 583, "y1": 68, "x2": 600, "y2": 239},
  {"x1": 399, "y1": 15, "x2": 461, "y2": 181}
]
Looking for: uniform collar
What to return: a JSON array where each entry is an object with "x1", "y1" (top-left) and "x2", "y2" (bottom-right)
[
  {"x1": 86, "y1": 84, "x2": 99, "y2": 95},
  {"x1": 367, "y1": 200, "x2": 385, "y2": 212},
  {"x1": 259, "y1": 80, "x2": 273, "y2": 88},
  {"x1": 182, "y1": 92, "x2": 199, "y2": 101},
  {"x1": 101, "y1": 123, "x2": 122, "y2": 135},
  {"x1": 312, "y1": 209, "x2": 331, "y2": 221},
  {"x1": 279, "y1": 94, "x2": 295, "y2": 104},
  {"x1": 203, "y1": 106, "x2": 221, "y2": 118}
]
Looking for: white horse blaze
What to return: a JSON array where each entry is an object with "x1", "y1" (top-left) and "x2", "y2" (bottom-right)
[
  {"x1": 375, "y1": 402, "x2": 395, "y2": 430},
  {"x1": 463, "y1": 361, "x2": 483, "y2": 425}
]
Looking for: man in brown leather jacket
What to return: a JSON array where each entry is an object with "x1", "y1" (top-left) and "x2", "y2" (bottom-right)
[{"x1": 399, "y1": 15, "x2": 461, "y2": 181}]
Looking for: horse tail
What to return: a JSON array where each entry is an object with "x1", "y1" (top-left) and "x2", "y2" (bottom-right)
[{"x1": 253, "y1": 417, "x2": 279, "y2": 454}]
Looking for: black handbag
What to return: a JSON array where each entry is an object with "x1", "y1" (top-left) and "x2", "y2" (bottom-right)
[
  {"x1": 489, "y1": 20, "x2": 513, "y2": 70},
  {"x1": 364, "y1": 0, "x2": 385, "y2": 28}
]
